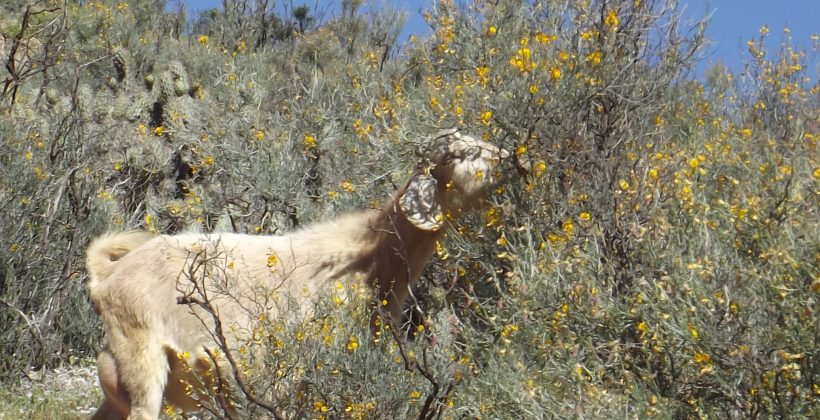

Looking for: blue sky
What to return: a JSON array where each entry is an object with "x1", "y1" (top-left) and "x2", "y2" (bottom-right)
[{"x1": 181, "y1": 0, "x2": 820, "y2": 76}]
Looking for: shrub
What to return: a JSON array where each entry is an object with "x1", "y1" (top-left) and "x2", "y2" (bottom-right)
[{"x1": 2, "y1": 0, "x2": 820, "y2": 418}]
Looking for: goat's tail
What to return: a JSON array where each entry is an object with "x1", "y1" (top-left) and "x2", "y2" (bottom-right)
[{"x1": 86, "y1": 231, "x2": 154, "y2": 298}]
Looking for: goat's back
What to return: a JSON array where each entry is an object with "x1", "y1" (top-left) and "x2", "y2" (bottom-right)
[{"x1": 94, "y1": 227, "x2": 377, "y2": 353}]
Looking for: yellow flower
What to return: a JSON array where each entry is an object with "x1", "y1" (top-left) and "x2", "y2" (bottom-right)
[
  {"x1": 411, "y1": 391, "x2": 421, "y2": 398},
  {"x1": 267, "y1": 254, "x2": 279, "y2": 267},
  {"x1": 562, "y1": 219, "x2": 574, "y2": 235},
  {"x1": 550, "y1": 67, "x2": 561, "y2": 80},
  {"x1": 694, "y1": 349, "x2": 711, "y2": 364},
  {"x1": 198, "y1": 35, "x2": 209, "y2": 45},
  {"x1": 619, "y1": 180, "x2": 629, "y2": 191},
  {"x1": 637, "y1": 322, "x2": 648, "y2": 333},
  {"x1": 534, "y1": 32, "x2": 551, "y2": 43},
  {"x1": 689, "y1": 324, "x2": 699, "y2": 339},
  {"x1": 480, "y1": 111, "x2": 493, "y2": 125},
  {"x1": 587, "y1": 51, "x2": 602, "y2": 66},
  {"x1": 342, "y1": 180, "x2": 355, "y2": 192},
  {"x1": 580, "y1": 212, "x2": 591, "y2": 221},
  {"x1": 485, "y1": 207, "x2": 500, "y2": 226},
  {"x1": 488, "y1": 26, "x2": 496, "y2": 35},
  {"x1": 529, "y1": 85, "x2": 539, "y2": 94},
  {"x1": 153, "y1": 126, "x2": 163, "y2": 136},
  {"x1": 605, "y1": 10, "x2": 619, "y2": 29},
  {"x1": 689, "y1": 159, "x2": 699, "y2": 169}
]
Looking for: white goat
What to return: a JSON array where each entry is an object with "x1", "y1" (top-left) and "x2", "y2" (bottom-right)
[{"x1": 85, "y1": 129, "x2": 509, "y2": 420}]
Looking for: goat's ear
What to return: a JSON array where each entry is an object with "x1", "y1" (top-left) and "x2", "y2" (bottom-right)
[{"x1": 399, "y1": 172, "x2": 443, "y2": 231}]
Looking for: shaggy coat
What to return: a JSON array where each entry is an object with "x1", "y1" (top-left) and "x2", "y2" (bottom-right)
[{"x1": 86, "y1": 129, "x2": 508, "y2": 420}]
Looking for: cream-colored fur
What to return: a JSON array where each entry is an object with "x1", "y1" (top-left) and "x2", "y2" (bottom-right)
[{"x1": 86, "y1": 129, "x2": 508, "y2": 420}]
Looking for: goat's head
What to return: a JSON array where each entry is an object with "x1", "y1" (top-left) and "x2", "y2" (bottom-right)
[{"x1": 399, "y1": 128, "x2": 509, "y2": 231}]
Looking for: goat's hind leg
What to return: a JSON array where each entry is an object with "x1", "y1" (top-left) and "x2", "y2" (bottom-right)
[
  {"x1": 92, "y1": 350, "x2": 129, "y2": 420},
  {"x1": 112, "y1": 337, "x2": 169, "y2": 420},
  {"x1": 91, "y1": 399, "x2": 127, "y2": 420}
]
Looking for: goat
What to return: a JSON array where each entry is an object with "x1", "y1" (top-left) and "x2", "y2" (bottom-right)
[{"x1": 85, "y1": 128, "x2": 509, "y2": 420}]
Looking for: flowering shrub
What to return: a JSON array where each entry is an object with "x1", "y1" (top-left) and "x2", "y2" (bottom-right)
[{"x1": 2, "y1": 0, "x2": 820, "y2": 418}]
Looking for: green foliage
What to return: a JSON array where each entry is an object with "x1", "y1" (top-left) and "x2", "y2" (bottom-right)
[{"x1": 2, "y1": 0, "x2": 820, "y2": 419}]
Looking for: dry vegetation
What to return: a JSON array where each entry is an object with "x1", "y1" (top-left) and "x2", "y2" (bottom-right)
[{"x1": 2, "y1": 0, "x2": 820, "y2": 418}]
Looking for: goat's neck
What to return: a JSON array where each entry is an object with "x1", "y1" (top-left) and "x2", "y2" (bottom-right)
[
  {"x1": 360, "y1": 195, "x2": 445, "y2": 287},
  {"x1": 286, "y1": 186, "x2": 446, "y2": 288}
]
